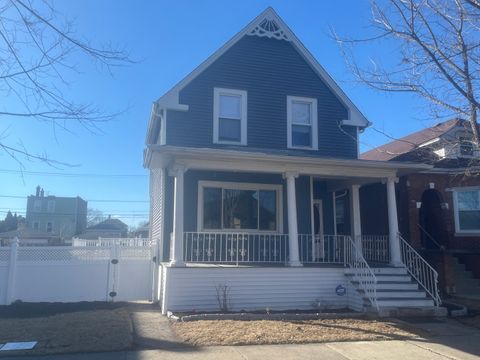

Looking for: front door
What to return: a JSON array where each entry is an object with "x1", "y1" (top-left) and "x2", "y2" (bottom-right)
[{"x1": 313, "y1": 200, "x2": 324, "y2": 260}]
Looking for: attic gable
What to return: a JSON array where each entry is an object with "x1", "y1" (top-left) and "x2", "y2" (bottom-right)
[{"x1": 147, "y1": 7, "x2": 370, "y2": 144}]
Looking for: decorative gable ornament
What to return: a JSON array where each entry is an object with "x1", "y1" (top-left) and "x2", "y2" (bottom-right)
[{"x1": 247, "y1": 16, "x2": 291, "y2": 41}]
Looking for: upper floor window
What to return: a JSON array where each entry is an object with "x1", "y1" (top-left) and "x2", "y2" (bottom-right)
[
  {"x1": 33, "y1": 200, "x2": 42, "y2": 212},
  {"x1": 46, "y1": 222, "x2": 53, "y2": 233},
  {"x1": 213, "y1": 88, "x2": 247, "y2": 145},
  {"x1": 33, "y1": 222, "x2": 39, "y2": 230},
  {"x1": 459, "y1": 137, "x2": 474, "y2": 157},
  {"x1": 47, "y1": 200, "x2": 55, "y2": 213},
  {"x1": 287, "y1": 96, "x2": 318, "y2": 150},
  {"x1": 453, "y1": 188, "x2": 480, "y2": 234}
]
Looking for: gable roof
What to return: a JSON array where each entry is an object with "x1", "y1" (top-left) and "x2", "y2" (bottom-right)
[
  {"x1": 361, "y1": 118, "x2": 464, "y2": 161},
  {"x1": 146, "y1": 7, "x2": 370, "y2": 144},
  {"x1": 87, "y1": 217, "x2": 128, "y2": 231}
]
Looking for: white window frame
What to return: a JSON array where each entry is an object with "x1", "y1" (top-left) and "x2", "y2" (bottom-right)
[
  {"x1": 287, "y1": 95, "x2": 318, "y2": 150},
  {"x1": 452, "y1": 187, "x2": 480, "y2": 235},
  {"x1": 213, "y1": 88, "x2": 247, "y2": 145},
  {"x1": 46, "y1": 221, "x2": 53, "y2": 233},
  {"x1": 197, "y1": 180, "x2": 283, "y2": 233}
]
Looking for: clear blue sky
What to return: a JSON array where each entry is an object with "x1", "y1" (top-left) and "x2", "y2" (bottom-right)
[{"x1": 1, "y1": 0, "x2": 434, "y2": 228}]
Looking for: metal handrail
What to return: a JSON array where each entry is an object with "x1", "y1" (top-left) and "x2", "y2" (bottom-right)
[
  {"x1": 416, "y1": 224, "x2": 445, "y2": 250},
  {"x1": 344, "y1": 236, "x2": 379, "y2": 310},
  {"x1": 398, "y1": 233, "x2": 441, "y2": 306}
]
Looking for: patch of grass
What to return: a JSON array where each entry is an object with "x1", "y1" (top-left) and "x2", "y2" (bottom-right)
[
  {"x1": 0, "y1": 307, "x2": 133, "y2": 356},
  {"x1": 172, "y1": 318, "x2": 426, "y2": 346}
]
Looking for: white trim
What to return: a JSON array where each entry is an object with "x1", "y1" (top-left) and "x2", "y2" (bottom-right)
[
  {"x1": 160, "y1": 110, "x2": 166, "y2": 145},
  {"x1": 213, "y1": 88, "x2": 247, "y2": 145},
  {"x1": 148, "y1": 146, "x2": 430, "y2": 179},
  {"x1": 197, "y1": 180, "x2": 283, "y2": 233},
  {"x1": 452, "y1": 188, "x2": 480, "y2": 235},
  {"x1": 332, "y1": 192, "x2": 337, "y2": 236},
  {"x1": 310, "y1": 176, "x2": 314, "y2": 241},
  {"x1": 286, "y1": 96, "x2": 318, "y2": 150},
  {"x1": 148, "y1": 7, "x2": 370, "y2": 144}
]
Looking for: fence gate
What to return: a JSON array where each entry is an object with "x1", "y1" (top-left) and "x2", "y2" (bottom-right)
[{"x1": 106, "y1": 241, "x2": 155, "y2": 302}]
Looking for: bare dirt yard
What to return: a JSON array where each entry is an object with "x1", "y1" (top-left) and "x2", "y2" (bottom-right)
[
  {"x1": 172, "y1": 318, "x2": 428, "y2": 346},
  {"x1": 0, "y1": 302, "x2": 133, "y2": 356}
]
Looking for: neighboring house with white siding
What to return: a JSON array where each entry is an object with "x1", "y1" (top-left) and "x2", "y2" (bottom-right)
[{"x1": 145, "y1": 8, "x2": 445, "y2": 316}]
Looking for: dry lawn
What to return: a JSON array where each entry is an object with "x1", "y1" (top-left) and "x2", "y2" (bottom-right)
[
  {"x1": 0, "y1": 308, "x2": 133, "y2": 356},
  {"x1": 173, "y1": 318, "x2": 426, "y2": 346}
]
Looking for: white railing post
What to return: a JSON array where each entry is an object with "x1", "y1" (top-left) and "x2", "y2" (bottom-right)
[
  {"x1": 284, "y1": 171, "x2": 302, "y2": 267},
  {"x1": 386, "y1": 177, "x2": 402, "y2": 266},
  {"x1": 169, "y1": 166, "x2": 186, "y2": 267},
  {"x1": 6, "y1": 237, "x2": 19, "y2": 304}
]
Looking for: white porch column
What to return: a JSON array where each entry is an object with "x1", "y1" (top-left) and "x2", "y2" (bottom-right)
[
  {"x1": 284, "y1": 171, "x2": 302, "y2": 267},
  {"x1": 386, "y1": 177, "x2": 402, "y2": 266},
  {"x1": 349, "y1": 184, "x2": 362, "y2": 249},
  {"x1": 169, "y1": 166, "x2": 186, "y2": 267}
]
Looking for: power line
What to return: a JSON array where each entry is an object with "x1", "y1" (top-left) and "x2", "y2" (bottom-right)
[
  {"x1": 0, "y1": 210, "x2": 149, "y2": 218},
  {"x1": 0, "y1": 169, "x2": 148, "y2": 178},
  {"x1": 0, "y1": 195, "x2": 148, "y2": 203}
]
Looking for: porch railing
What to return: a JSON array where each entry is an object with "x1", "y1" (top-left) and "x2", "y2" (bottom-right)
[
  {"x1": 399, "y1": 233, "x2": 441, "y2": 306},
  {"x1": 298, "y1": 234, "x2": 347, "y2": 264},
  {"x1": 183, "y1": 232, "x2": 288, "y2": 264},
  {"x1": 345, "y1": 235, "x2": 379, "y2": 310},
  {"x1": 361, "y1": 235, "x2": 390, "y2": 264}
]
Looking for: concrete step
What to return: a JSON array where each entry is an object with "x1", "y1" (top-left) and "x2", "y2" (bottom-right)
[
  {"x1": 455, "y1": 278, "x2": 480, "y2": 288},
  {"x1": 360, "y1": 290, "x2": 427, "y2": 299},
  {"x1": 375, "y1": 298, "x2": 435, "y2": 307},
  {"x1": 370, "y1": 267, "x2": 408, "y2": 275},
  {"x1": 379, "y1": 290, "x2": 427, "y2": 298},
  {"x1": 351, "y1": 281, "x2": 418, "y2": 291},
  {"x1": 373, "y1": 274, "x2": 413, "y2": 282}
]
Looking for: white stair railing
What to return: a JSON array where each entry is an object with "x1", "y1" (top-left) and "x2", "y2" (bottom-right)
[
  {"x1": 345, "y1": 236, "x2": 379, "y2": 311},
  {"x1": 398, "y1": 233, "x2": 441, "y2": 306}
]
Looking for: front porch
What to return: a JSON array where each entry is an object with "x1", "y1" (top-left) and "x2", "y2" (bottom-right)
[{"x1": 152, "y1": 147, "x2": 440, "y2": 314}]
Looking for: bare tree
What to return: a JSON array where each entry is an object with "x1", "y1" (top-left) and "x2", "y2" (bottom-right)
[
  {"x1": 0, "y1": 0, "x2": 131, "y2": 165},
  {"x1": 334, "y1": 0, "x2": 480, "y2": 148}
]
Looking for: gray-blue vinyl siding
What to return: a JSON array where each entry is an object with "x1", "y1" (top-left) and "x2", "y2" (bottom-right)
[{"x1": 166, "y1": 35, "x2": 357, "y2": 158}]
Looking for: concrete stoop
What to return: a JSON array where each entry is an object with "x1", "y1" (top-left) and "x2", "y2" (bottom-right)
[{"x1": 346, "y1": 266, "x2": 446, "y2": 317}]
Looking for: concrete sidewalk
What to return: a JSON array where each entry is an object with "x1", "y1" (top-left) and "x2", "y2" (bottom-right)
[{"x1": 1, "y1": 336, "x2": 479, "y2": 360}]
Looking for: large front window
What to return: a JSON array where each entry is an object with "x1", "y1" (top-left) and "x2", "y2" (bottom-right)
[
  {"x1": 454, "y1": 189, "x2": 480, "y2": 233},
  {"x1": 287, "y1": 96, "x2": 318, "y2": 150},
  {"x1": 213, "y1": 88, "x2": 247, "y2": 145},
  {"x1": 200, "y1": 182, "x2": 281, "y2": 232}
]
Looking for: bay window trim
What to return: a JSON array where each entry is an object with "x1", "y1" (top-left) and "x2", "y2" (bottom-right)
[
  {"x1": 452, "y1": 187, "x2": 480, "y2": 235},
  {"x1": 213, "y1": 88, "x2": 247, "y2": 145},
  {"x1": 197, "y1": 180, "x2": 283, "y2": 233},
  {"x1": 287, "y1": 95, "x2": 318, "y2": 150}
]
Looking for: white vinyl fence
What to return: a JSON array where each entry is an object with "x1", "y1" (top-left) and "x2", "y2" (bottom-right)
[{"x1": 0, "y1": 238, "x2": 155, "y2": 305}]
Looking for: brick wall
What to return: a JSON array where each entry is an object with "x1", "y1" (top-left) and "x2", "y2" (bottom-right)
[{"x1": 400, "y1": 172, "x2": 480, "y2": 251}]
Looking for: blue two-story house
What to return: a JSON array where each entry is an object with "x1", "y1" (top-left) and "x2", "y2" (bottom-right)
[{"x1": 144, "y1": 8, "x2": 444, "y2": 316}]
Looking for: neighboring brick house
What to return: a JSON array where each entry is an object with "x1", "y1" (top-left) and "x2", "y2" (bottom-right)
[
  {"x1": 362, "y1": 119, "x2": 480, "y2": 296},
  {"x1": 25, "y1": 186, "x2": 88, "y2": 239}
]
